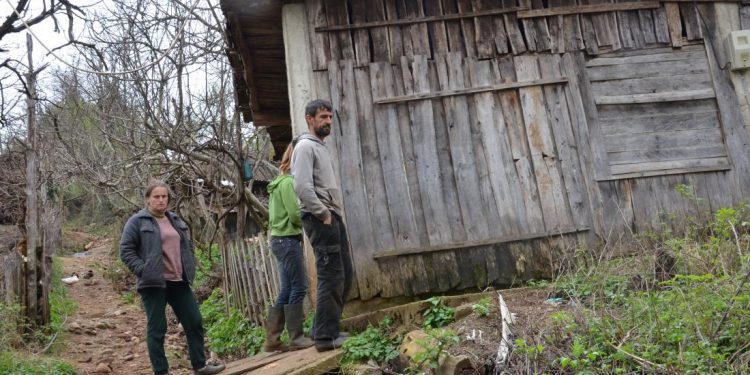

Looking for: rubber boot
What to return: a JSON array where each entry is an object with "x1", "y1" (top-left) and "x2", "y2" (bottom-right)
[
  {"x1": 263, "y1": 306, "x2": 289, "y2": 352},
  {"x1": 284, "y1": 304, "x2": 314, "y2": 350}
]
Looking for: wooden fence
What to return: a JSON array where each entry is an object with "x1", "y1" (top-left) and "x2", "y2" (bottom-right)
[
  {"x1": 222, "y1": 233, "x2": 280, "y2": 326},
  {"x1": 1, "y1": 251, "x2": 25, "y2": 307}
]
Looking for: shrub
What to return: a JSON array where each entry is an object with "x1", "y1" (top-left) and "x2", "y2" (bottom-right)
[{"x1": 471, "y1": 297, "x2": 491, "y2": 317}]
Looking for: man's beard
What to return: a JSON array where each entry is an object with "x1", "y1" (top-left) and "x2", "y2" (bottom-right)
[{"x1": 314, "y1": 125, "x2": 331, "y2": 137}]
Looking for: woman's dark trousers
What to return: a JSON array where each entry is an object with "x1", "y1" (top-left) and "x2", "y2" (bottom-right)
[
  {"x1": 139, "y1": 281, "x2": 206, "y2": 374},
  {"x1": 301, "y1": 212, "x2": 353, "y2": 343},
  {"x1": 270, "y1": 236, "x2": 308, "y2": 306}
]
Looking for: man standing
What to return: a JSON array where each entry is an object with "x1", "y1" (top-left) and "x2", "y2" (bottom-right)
[{"x1": 291, "y1": 99, "x2": 353, "y2": 352}]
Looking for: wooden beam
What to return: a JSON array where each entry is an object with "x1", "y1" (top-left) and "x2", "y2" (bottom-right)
[
  {"x1": 315, "y1": 7, "x2": 527, "y2": 32},
  {"x1": 517, "y1": 1, "x2": 659, "y2": 18},
  {"x1": 374, "y1": 77, "x2": 568, "y2": 104},
  {"x1": 230, "y1": 15, "x2": 260, "y2": 111},
  {"x1": 251, "y1": 110, "x2": 291, "y2": 127},
  {"x1": 595, "y1": 88, "x2": 716, "y2": 104},
  {"x1": 372, "y1": 227, "x2": 588, "y2": 259}
]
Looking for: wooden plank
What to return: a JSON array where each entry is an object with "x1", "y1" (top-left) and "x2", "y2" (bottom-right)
[
  {"x1": 221, "y1": 352, "x2": 284, "y2": 375},
  {"x1": 530, "y1": 0, "x2": 551, "y2": 51},
  {"x1": 442, "y1": 0, "x2": 468, "y2": 55},
  {"x1": 578, "y1": 0, "x2": 600, "y2": 55},
  {"x1": 354, "y1": 67, "x2": 396, "y2": 256},
  {"x1": 315, "y1": 5, "x2": 528, "y2": 31},
  {"x1": 563, "y1": 52, "x2": 611, "y2": 180},
  {"x1": 350, "y1": 0, "x2": 371, "y2": 66},
  {"x1": 385, "y1": 0, "x2": 405, "y2": 63},
  {"x1": 474, "y1": 0, "x2": 508, "y2": 57},
  {"x1": 423, "y1": 0, "x2": 450, "y2": 56},
  {"x1": 638, "y1": 9, "x2": 657, "y2": 45},
  {"x1": 373, "y1": 227, "x2": 588, "y2": 258},
  {"x1": 653, "y1": 5, "x2": 671, "y2": 44},
  {"x1": 595, "y1": 88, "x2": 716, "y2": 104},
  {"x1": 614, "y1": 2, "x2": 637, "y2": 49},
  {"x1": 365, "y1": 0, "x2": 391, "y2": 63},
  {"x1": 665, "y1": 2, "x2": 683, "y2": 48},
  {"x1": 494, "y1": 56, "x2": 544, "y2": 233},
  {"x1": 436, "y1": 52, "x2": 489, "y2": 240},
  {"x1": 369, "y1": 62, "x2": 422, "y2": 249},
  {"x1": 429, "y1": 59, "x2": 467, "y2": 243},
  {"x1": 456, "y1": 0, "x2": 478, "y2": 57},
  {"x1": 597, "y1": 98, "x2": 717, "y2": 118},
  {"x1": 329, "y1": 61, "x2": 378, "y2": 300},
  {"x1": 560, "y1": 51, "x2": 606, "y2": 237},
  {"x1": 306, "y1": 0, "x2": 330, "y2": 71},
  {"x1": 401, "y1": 0, "x2": 432, "y2": 58},
  {"x1": 742, "y1": 5, "x2": 750, "y2": 29},
  {"x1": 604, "y1": 128, "x2": 724, "y2": 152},
  {"x1": 514, "y1": 54, "x2": 571, "y2": 231},
  {"x1": 518, "y1": 1, "x2": 658, "y2": 18},
  {"x1": 607, "y1": 145, "x2": 728, "y2": 165},
  {"x1": 547, "y1": 10, "x2": 565, "y2": 53},
  {"x1": 586, "y1": 59, "x2": 709, "y2": 81},
  {"x1": 539, "y1": 53, "x2": 591, "y2": 230},
  {"x1": 624, "y1": 0, "x2": 646, "y2": 48},
  {"x1": 586, "y1": 47, "x2": 705, "y2": 66},
  {"x1": 518, "y1": 0, "x2": 540, "y2": 50},
  {"x1": 374, "y1": 77, "x2": 568, "y2": 104},
  {"x1": 680, "y1": 3, "x2": 703, "y2": 40},
  {"x1": 586, "y1": 0, "x2": 615, "y2": 48},
  {"x1": 404, "y1": 55, "x2": 453, "y2": 246},
  {"x1": 250, "y1": 347, "x2": 342, "y2": 375},
  {"x1": 610, "y1": 157, "x2": 730, "y2": 175},
  {"x1": 600, "y1": 109, "x2": 720, "y2": 134},
  {"x1": 501, "y1": 0, "x2": 526, "y2": 54},
  {"x1": 591, "y1": 73, "x2": 712, "y2": 96},
  {"x1": 467, "y1": 59, "x2": 521, "y2": 236},
  {"x1": 393, "y1": 59, "x2": 430, "y2": 248},
  {"x1": 324, "y1": 0, "x2": 355, "y2": 61}
]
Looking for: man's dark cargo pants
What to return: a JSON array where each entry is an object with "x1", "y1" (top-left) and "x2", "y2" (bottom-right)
[{"x1": 301, "y1": 212, "x2": 353, "y2": 343}]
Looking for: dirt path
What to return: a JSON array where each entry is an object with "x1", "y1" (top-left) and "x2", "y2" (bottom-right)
[{"x1": 60, "y1": 239, "x2": 195, "y2": 375}]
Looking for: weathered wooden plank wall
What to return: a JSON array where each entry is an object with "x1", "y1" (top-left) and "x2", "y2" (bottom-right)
[{"x1": 301, "y1": 0, "x2": 750, "y2": 299}]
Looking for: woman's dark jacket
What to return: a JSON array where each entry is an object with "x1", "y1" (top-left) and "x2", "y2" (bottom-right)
[{"x1": 119, "y1": 209, "x2": 197, "y2": 290}]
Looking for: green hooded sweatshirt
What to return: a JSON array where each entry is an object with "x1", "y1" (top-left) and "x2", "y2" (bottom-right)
[{"x1": 267, "y1": 174, "x2": 302, "y2": 237}]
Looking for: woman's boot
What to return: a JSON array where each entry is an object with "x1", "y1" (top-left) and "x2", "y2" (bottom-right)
[
  {"x1": 263, "y1": 306, "x2": 289, "y2": 352},
  {"x1": 284, "y1": 304, "x2": 314, "y2": 350}
]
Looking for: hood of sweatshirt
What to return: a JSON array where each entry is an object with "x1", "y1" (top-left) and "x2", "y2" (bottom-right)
[{"x1": 267, "y1": 174, "x2": 292, "y2": 195}]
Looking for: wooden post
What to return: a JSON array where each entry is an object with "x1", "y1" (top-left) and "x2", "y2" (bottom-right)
[{"x1": 24, "y1": 33, "x2": 42, "y2": 329}]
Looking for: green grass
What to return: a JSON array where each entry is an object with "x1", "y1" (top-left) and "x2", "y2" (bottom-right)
[
  {"x1": 0, "y1": 352, "x2": 75, "y2": 375},
  {"x1": 200, "y1": 289, "x2": 265, "y2": 357}
]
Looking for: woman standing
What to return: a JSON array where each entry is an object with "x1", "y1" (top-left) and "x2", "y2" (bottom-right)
[
  {"x1": 264, "y1": 143, "x2": 314, "y2": 352},
  {"x1": 120, "y1": 180, "x2": 224, "y2": 375}
]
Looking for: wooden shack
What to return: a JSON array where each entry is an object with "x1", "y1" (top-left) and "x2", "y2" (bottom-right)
[{"x1": 219, "y1": 0, "x2": 750, "y2": 300}]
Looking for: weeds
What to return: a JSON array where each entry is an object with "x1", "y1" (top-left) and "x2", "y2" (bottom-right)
[
  {"x1": 406, "y1": 328, "x2": 459, "y2": 374},
  {"x1": 422, "y1": 297, "x2": 455, "y2": 329},
  {"x1": 508, "y1": 200, "x2": 750, "y2": 374},
  {"x1": 471, "y1": 297, "x2": 491, "y2": 317},
  {"x1": 200, "y1": 289, "x2": 264, "y2": 357},
  {"x1": 342, "y1": 317, "x2": 400, "y2": 365}
]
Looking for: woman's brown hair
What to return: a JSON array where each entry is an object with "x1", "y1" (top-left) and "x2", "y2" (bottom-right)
[{"x1": 279, "y1": 143, "x2": 294, "y2": 175}]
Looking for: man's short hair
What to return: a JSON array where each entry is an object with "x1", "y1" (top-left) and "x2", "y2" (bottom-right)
[{"x1": 305, "y1": 99, "x2": 333, "y2": 117}]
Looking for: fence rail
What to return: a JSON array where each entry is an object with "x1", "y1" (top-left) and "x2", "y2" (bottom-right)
[{"x1": 222, "y1": 233, "x2": 279, "y2": 326}]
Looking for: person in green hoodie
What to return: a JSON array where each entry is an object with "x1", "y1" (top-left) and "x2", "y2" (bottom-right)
[{"x1": 263, "y1": 142, "x2": 315, "y2": 352}]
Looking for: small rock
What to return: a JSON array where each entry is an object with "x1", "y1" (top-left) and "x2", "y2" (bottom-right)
[
  {"x1": 77, "y1": 356, "x2": 92, "y2": 363},
  {"x1": 67, "y1": 322, "x2": 83, "y2": 334},
  {"x1": 122, "y1": 353, "x2": 135, "y2": 362},
  {"x1": 84, "y1": 241, "x2": 95, "y2": 250},
  {"x1": 84, "y1": 279, "x2": 99, "y2": 286},
  {"x1": 85, "y1": 328, "x2": 97, "y2": 336},
  {"x1": 93, "y1": 362, "x2": 111, "y2": 374}
]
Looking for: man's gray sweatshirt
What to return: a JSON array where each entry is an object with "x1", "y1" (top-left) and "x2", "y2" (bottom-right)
[{"x1": 291, "y1": 133, "x2": 343, "y2": 220}]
